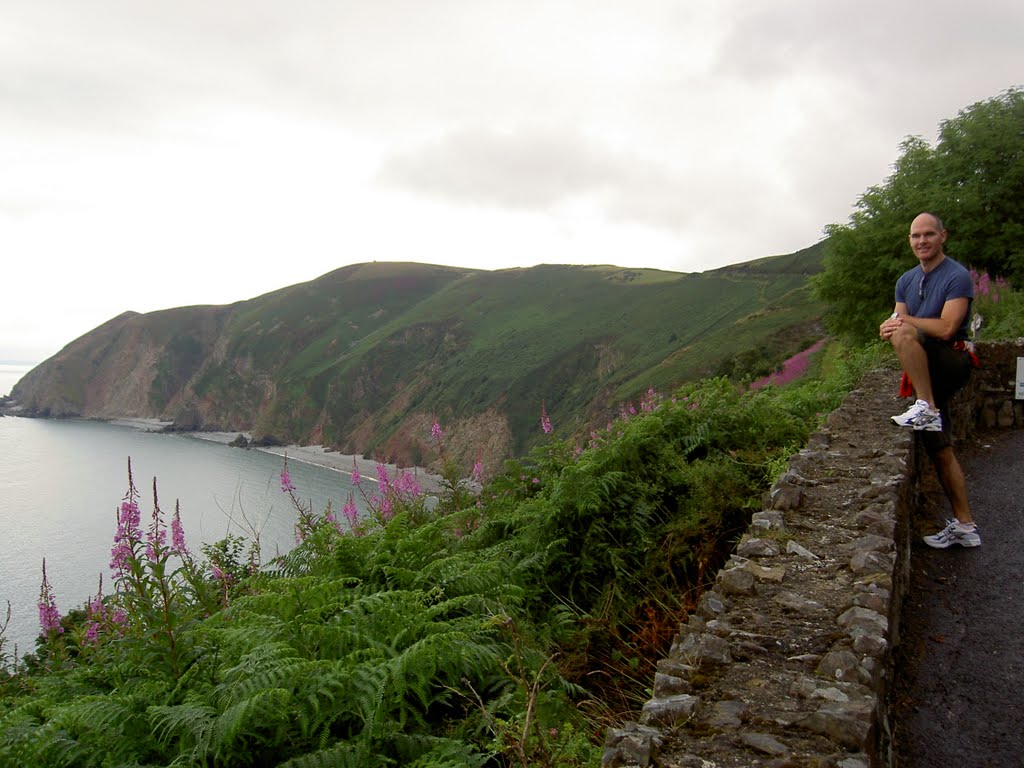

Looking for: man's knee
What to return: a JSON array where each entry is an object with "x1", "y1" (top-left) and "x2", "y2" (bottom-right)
[{"x1": 890, "y1": 323, "x2": 923, "y2": 351}]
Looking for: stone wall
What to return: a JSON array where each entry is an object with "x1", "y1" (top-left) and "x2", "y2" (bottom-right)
[{"x1": 602, "y1": 340, "x2": 1024, "y2": 768}]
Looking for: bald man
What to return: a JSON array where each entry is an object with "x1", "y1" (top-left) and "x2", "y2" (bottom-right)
[{"x1": 878, "y1": 212, "x2": 979, "y2": 548}]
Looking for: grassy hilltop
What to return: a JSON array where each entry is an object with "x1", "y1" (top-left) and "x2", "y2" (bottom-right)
[{"x1": 12, "y1": 244, "x2": 825, "y2": 472}]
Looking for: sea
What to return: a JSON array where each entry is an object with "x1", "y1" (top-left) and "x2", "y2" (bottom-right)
[{"x1": 0, "y1": 367, "x2": 371, "y2": 660}]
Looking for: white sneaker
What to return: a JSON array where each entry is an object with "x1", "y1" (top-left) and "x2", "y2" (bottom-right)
[
  {"x1": 923, "y1": 519, "x2": 982, "y2": 549},
  {"x1": 891, "y1": 399, "x2": 943, "y2": 431}
]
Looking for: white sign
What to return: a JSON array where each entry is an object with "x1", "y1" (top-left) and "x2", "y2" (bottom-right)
[{"x1": 1017, "y1": 357, "x2": 1024, "y2": 400}]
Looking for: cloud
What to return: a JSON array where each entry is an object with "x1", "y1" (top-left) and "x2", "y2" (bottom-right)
[
  {"x1": 378, "y1": 126, "x2": 696, "y2": 231},
  {"x1": 1, "y1": 1, "x2": 1022, "y2": 361}
]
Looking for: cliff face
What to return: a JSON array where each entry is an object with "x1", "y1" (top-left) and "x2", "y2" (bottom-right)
[{"x1": 10, "y1": 254, "x2": 826, "y2": 471}]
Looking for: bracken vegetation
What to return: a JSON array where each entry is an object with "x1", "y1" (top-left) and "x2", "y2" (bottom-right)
[{"x1": 0, "y1": 344, "x2": 884, "y2": 767}]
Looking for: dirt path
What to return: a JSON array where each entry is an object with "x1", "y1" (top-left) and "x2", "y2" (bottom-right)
[{"x1": 891, "y1": 428, "x2": 1024, "y2": 767}]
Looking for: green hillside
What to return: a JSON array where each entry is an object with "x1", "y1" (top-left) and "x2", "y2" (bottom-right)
[{"x1": 10, "y1": 246, "x2": 826, "y2": 470}]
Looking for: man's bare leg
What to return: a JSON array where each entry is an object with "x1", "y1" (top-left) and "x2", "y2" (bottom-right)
[
  {"x1": 932, "y1": 446, "x2": 973, "y2": 524},
  {"x1": 890, "y1": 324, "x2": 936, "y2": 406}
]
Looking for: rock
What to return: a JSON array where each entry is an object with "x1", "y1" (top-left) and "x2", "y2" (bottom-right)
[
  {"x1": 817, "y1": 650, "x2": 860, "y2": 683},
  {"x1": 851, "y1": 591, "x2": 888, "y2": 615},
  {"x1": 737, "y1": 537, "x2": 782, "y2": 558},
  {"x1": 695, "y1": 590, "x2": 728, "y2": 619},
  {"x1": 653, "y1": 672, "x2": 691, "y2": 697},
  {"x1": 601, "y1": 722, "x2": 663, "y2": 767},
  {"x1": 797, "y1": 706, "x2": 870, "y2": 749},
  {"x1": 851, "y1": 630, "x2": 888, "y2": 658},
  {"x1": 675, "y1": 632, "x2": 733, "y2": 666},
  {"x1": 769, "y1": 481, "x2": 804, "y2": 511},
  {"x1": 785, "y1": 539, "x2": 820, "y2": 559},
  {"x1": 849, "y1": 533, "x2": 894, "y2": 554},
  {"x1": 639, "y1": 694, "x2": 700, "y2": 727},
  {"x1": 744, "y1": 562, "x2": 787, "y2": 583},
  {"x1": 849, "y1": 549, "x2": 894, "y2": 575},
  {"x1": 704, "y1": 699, "x2": 748, "y2": 729},
  {"x1": 752, "y1": 509, "x2": 787, "y2": 531},
  {"x1": 774, "y1": 590, "x2": 822, "y2": 615},
  {"x1": 656, "y1": 658, "x2": 697, "y2": 680},
  {"x1": 837, "y1": 606, "x2": 888, "y2": 635},
  {"x1": 719, "y1": 566, "x2": 757, "y2": 595},
  {"x1": 738, "y1": 731, "x2": 789, "y2": 756}
]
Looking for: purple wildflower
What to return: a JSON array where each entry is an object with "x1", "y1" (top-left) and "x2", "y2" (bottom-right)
[
  {"x1": 375, "y1": 462, "x2": 391, "y2": 493},
  {"x1": 280, "y1": 459, "x2": 296, "y2": 494},
  {"x1": 350, "y1": 458, "x2": 361, "y2": 486},
  {"x1": 641, "y1": 386, "x2": 660, "y2": 412},
  {"x1": 342, "y1": 494, "x2": 359, "y2": 529},
  {"x1": 111, "y1": 497, "x2": 142, "y2": 576},
  {"x1": 83, "y1": 577, "x2": 105, "y2": 646},
  {"x1": 38, "y1": 559, "x2": 63, "y2": 636},
  {"x1": 472, "y1": 459, "x2": 485, "y2": 485},
  {"x1": 431, "y1": 419, "x2": 444, "y2": 443},
  {"x1": 540, "y1": 404, "x2": 552, "y2": 434},
  {"x1": 394, "y1": 468, "x2": 421, "y2": 498},
  {"x1": 210, "y1": 563, "x2": 233, "y2": 585},
  {"x1": 749, "y1": 338, "x2": 827, "y2": 390},
  {"x1": 170, "y1": 502, "x2": 190, "y2": 557}
]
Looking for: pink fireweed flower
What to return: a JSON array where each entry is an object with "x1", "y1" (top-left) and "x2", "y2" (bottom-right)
[
  {"x1": 83, "y1": 578, "x2": 105, "y2": 646},
  {"x1": 394, "y1": 468, "x2": 421, "y2": 498},
  {"x1": 170, "y1": 502, "x2": 190, "y2": 557},
  {"x1": 350, "y1": 458, "x2": 361, "y2": 486},
  {"x1": 376, "y1": 462, "x2": 391, "y2": 492},
  {"x1": 110, "y1": 497, "x2": 142, "y2": 575},
  {"x1": 280, "y1": 459, "x2": 296, "y2": 494},
  {"x1": 540, "y1": 404, "x2": 552, "y2": 434},
  {"x1": 342, "y1": 494, "x2": 359, "y2": 529},
  {"x1": 641, "y1": 386, "x2": 660, "y2": 412},
  {"x1": 472, "y1": 459, "x2": 485, "y2": 485},
  {"x1": 38, "y1": 558, "x2": 63, "y2": 636},
  {"x1": 210, "y1": 563, "x2": 234, "y2": 585},
  {"x1": 379, "y1": 495, "x2": 394, "y2": 521},
  {"x1": 431, "y1": 419, "x2": 444, "y2": 443}
]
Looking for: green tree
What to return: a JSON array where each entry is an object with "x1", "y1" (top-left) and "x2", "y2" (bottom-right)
[{"x1": 814, "y1": 87, "x2": 1024, "y2": 342}]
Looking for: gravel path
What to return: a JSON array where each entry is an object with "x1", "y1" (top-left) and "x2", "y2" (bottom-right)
[{"x1": 892, "y1": 428, "x2": 1024, "y2": 767}]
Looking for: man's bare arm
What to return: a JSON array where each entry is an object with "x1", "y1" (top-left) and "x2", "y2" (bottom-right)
[{"x1": 899, "y1": 297, "x2": 969, "y2": 340}]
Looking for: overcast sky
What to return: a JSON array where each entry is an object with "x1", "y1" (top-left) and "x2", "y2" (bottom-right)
[{"x1": 2, "y1": 1, "x2": 1020, "y2": 365}]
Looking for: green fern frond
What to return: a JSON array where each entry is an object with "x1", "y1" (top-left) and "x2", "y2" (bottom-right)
[
  {"x1": 209, "y1": 686, "x2": 292, "y2": 758},
  {"x1": 277, "y1": 740, "x2": 382, "y2": 768},
  {"x1": 149, "y1": 699, "x2": 216, "y2": 754}
]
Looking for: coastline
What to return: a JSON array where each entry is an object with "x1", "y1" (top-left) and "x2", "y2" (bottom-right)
[{"x1": 109, "y1": 420, "x2": 448, "y2": 495}]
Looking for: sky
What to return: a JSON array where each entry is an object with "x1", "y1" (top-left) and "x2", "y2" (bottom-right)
[{"x1": 2, "y1": 1, "x2": 1021, "y2": 365}]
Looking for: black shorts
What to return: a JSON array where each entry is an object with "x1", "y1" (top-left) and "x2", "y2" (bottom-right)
[{"x1": 920, "y1": 334, "x2": 974, "y2": 455}]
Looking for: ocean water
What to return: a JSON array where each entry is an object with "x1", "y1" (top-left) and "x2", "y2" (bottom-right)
[{"x1": 0, "y1": 416, "x2": 368, "y2": 660}]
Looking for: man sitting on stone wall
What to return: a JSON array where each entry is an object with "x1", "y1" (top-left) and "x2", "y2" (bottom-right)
[{"x1": 878, "y1": 212, "x2": 980, "y2": 548}]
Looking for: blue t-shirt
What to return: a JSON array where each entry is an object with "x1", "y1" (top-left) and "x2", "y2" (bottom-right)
[{"x1": 895, "y1": 256, "x2": 973, "y2": 340}]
